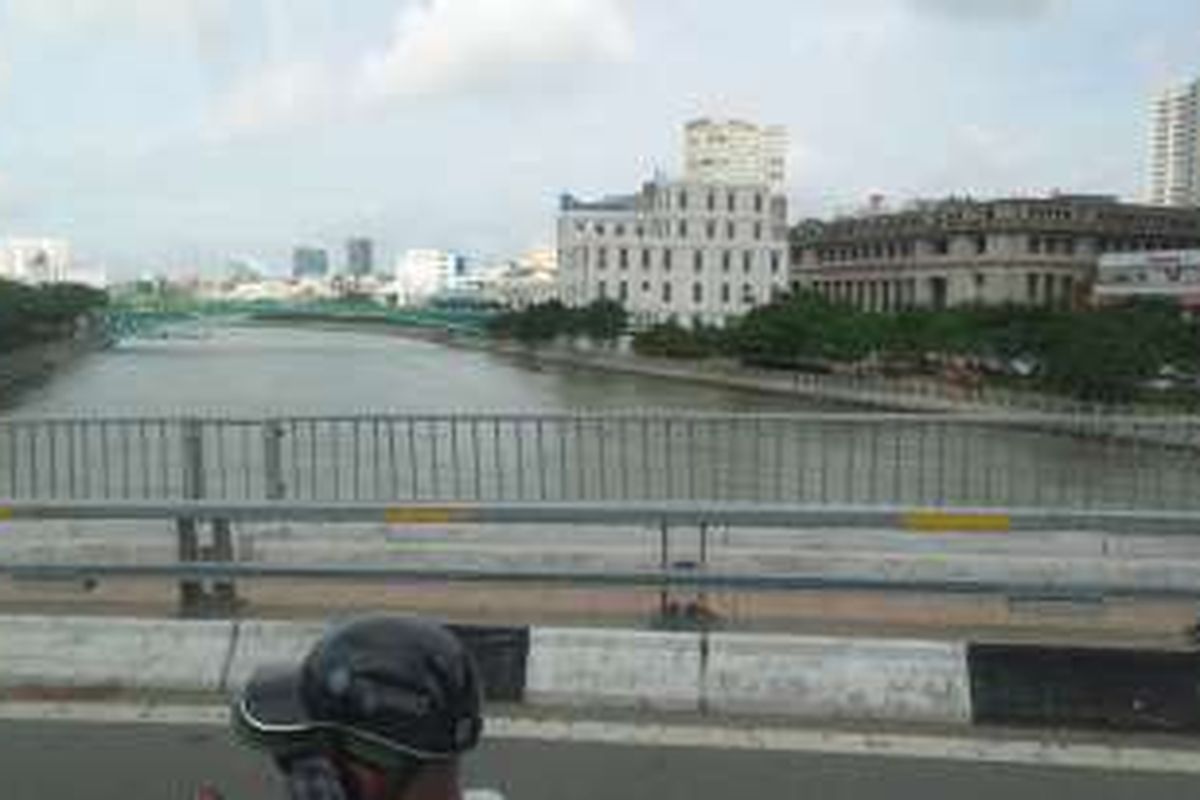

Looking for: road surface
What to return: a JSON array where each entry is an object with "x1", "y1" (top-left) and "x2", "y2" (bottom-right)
[{"x1": 3, "y1": 718, "x2": 1199, "y2": 800}]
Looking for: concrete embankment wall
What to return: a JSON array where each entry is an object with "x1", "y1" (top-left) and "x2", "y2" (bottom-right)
[{"x1": 12, "y1": 614, "x2": 1195, "y2": 733}]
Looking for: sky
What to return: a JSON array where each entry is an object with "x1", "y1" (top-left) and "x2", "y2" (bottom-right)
[{"x1": 0, "y1": 0, "x2": 1198, "y2": 279}]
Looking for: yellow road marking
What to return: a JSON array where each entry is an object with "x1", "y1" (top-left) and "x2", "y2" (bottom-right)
[
  {"x1": 384, "y1": 507, "x2": 467, "y2": 525},
  {"x1": 902, "y1": 510, "x2": 1010, "y2": 533}
]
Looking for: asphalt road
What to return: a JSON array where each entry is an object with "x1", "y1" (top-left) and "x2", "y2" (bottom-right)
[{"x1": 3, "y1": 719, "x2": 1199, "y2": 800}]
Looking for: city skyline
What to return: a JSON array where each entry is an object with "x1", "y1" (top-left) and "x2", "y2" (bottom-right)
[{"x1": 1, "y1": 0, "x2": 1199, "y2": 278}]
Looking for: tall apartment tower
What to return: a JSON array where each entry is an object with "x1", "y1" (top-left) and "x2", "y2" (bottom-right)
[
  {"x1": 1148, "y1": 79, "x2": 1200, "y2": 207},
  {"x1": 346, "y1": 238, "x2": 375, "y2": 277},
  {"x1": 684, "y1": 118, "x2": 787, "y2": 191}
]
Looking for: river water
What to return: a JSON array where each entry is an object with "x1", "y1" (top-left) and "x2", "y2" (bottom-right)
[{"x1": 4, "y1": 325, "x2": 814, "y2": 417}]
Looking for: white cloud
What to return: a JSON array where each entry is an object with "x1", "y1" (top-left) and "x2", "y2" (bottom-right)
[
  {"x1": 359, "y1": 0, "x2": 634, "y2": 99},
  {"x1": 907, "y1": 0, "x2": 1062, "y2": 24},
  {"x1": 3, "y1": 0, "x2": 234, "y2": 39},
  {"x1": 206, "y1": 61, "x2": 340, "y2": 139},
  {"x1": 207, "y1": 0, "x2": 635, "y2": 137}
]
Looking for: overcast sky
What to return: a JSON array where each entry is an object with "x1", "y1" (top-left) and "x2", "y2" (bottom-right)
[{"x1": 0, "y1": 0, "x2": 1198, "y2": 278}]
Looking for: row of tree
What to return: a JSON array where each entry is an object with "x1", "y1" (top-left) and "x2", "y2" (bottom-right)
[
  {"x1": 490, "y1": 293, "x2": 1200, "y2": 402},
  {"x1": 0, "y1": 279, "x2": 108, "y2": 352},
  {"x1": 486, "y1": 299, "x2": 627, "y2": 343}
]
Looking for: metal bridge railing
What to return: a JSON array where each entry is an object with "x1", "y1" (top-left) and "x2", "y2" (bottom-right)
[{"x1": 2, "y1": 412, "x2": 1199, "y2": 511}]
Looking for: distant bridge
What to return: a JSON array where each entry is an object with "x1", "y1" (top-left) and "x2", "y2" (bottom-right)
[{"x1": 100, "y1": 299, "x2": 496, "y2": 341}]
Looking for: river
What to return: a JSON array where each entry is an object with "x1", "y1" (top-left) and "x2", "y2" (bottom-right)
[{"x1": 3, "y1": 324, "x2": 814, "y2": 417}]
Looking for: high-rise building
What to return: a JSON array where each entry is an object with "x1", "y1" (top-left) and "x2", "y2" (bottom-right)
[
  {"x1": 292, "y1": 246, "x2": 329, "y2": 279},
  {"x1": 684, "y1": 118, "x2": 788, "y2": 190},
  {"x1": 346, "y1": 238, "x2": 375, "y2": 277},
  {"x1": 1148, "y1": 79, "x2": 1200, "y2": 207}
]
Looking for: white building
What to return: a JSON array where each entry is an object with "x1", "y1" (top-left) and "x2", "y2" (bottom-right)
[
  {"x1": 1097, "y1": 250, "x2": 1200, "y2": 311},
  {"x1": 393, "y1": 249, "x2": 461, "y2": 306},
  {"x1": 486, "y1": 248, "x2": 559, "y2": 309},
  {"x1": 0, "y1": 238, "x2": 72, "y2": 283},
  {"x1": 557, "y1": 178, "x2": 789, "y2": 328},
  {"x1": 1148, "y1": 79, "x2": 1200, "y2": 207},
  {"x1": 684, "y1": 118, "x2": 788, "y2": 190}
]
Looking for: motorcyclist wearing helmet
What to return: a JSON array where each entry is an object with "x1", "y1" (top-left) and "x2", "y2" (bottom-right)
[{"x1": 232, "y1": 616, "x2": 485, "y2": 800}]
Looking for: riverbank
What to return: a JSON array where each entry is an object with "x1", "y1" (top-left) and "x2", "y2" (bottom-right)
[
  {"x1": 245, "y1": 315, "x2": 1140, "y2": 415},
  {"x1": 0, "y1": 333, "x2": 106, "y2": 409}
]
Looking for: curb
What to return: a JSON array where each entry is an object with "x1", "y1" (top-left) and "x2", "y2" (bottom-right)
[{"x1": 3, "y1": 615, "x2": 1199, "y2": 734}]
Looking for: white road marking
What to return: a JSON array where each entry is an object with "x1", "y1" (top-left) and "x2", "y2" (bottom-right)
[{"x1": 3, "y1": 701, "x2": 1200, "y2": 774}]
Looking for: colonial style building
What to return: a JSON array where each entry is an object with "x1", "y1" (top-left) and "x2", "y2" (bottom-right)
[
  {"x1": 791, "y1": 194, "x2": 1200, "y2": 311},
  {"x1": 557, "y1": 178, "x2": 789, "y2": 327}
]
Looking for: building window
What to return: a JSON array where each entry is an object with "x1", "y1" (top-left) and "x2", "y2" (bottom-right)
[
  {"x1": 932, "y1": 238, "x2": 949, "y2": 255},
  {"x1": 722, "y1": 251, "x2": 731, "y2": 273},
  {"x1": 974, "y1": 235, "x2": 987, "y2": 255},
  {"x1": 706, "y1": 220, "x2": 716, "y2": 240},
  {"x1": 641, "y1": 249, "x2": 651, "y2": 270},
  {"x1": 663, "y1": 249, "x2": 673, "y2": 272},
  {"x1": 707, "y1": 192, "x2": 715, "y2": 211},
  {"x1": 636, "y1": 225, "x2": 645, "y2": 238},
  {"x1": 679, "y1": 190, "x2": 688, "y2": 210},
  {"x1": 770, "y1": 251, "x2": 780, "y2": 274},
  {"x1": 694, "y1": 250, "x2": 704, "y2": 273},
  {"x1": 576, "y1": 222, "x2": 586, "y2": 233},
  {"x1": 728, "y1": 192, "x2": 736, "y2": 212},
  {"x1": 721, "y1": 283, "x2": 731, "y2": 304},
  {"x1": 641, "y1": 281, "x2": 651, "y2": 293},
  {"x1": 754, "y1": 194, "x2": 763, "y2": 213},
  {"x1": 727, "y1": 221, "x2": 736, "y2": 240},
  {"x1": 619, "y1": 280, "x2": 628, "y2": 301},
  {"x1": 597, "y1": 247, "x2": 607, "y2": 270},
  {"x1": 679, "y1": 220, "x2": 688, "y2": 238},
  {"x1": 662, "y1": 282, "x2": 673, "y2": 304},
  {"x1": 1028, "y1": 237, "x2": 1041, "y2": 254},
  {"x1": 598, "y1": 280, "x2": 607, "y2": 299},
  {"x1": 619, "y1": 248, "x2": 629, "y2": 270},
  {"x1": 596, "y1": 223, "x2": 606, "y2": 236},
  {"x1": 615, "y1": 224, "x2": 626, "y2": 237},
  {"x1": 754, "y1": 222, "x2": 762, "y2": 240},
  {"x1": 742, "y1": 283, "x2": 754, "y2": 304},
  {"x1": 743, "y1": 251, "x2": 753, "y2": 273},
  {"x1": 1026, "y1": 273, "x2": 1039, "y2": 303},
  {"x1": 693, "y1": 282, "x2": 703, "y2": 304}
]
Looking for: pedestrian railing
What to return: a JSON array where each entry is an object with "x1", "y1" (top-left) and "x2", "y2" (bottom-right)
[{"x1": 2, "y1": 412, "x2": 1198, "y2": 510}]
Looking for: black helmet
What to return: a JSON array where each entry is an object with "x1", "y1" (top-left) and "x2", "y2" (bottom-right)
[{"x1": 234, "y1": 616, "x2": 483, "y2": 772}]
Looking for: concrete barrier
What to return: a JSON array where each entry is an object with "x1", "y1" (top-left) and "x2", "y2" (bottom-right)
[
  {"x1": 703, "y1": 633, "x2": 972, "y2": 724},
  {"x1": 222, "y1": 619, "x2": 328, "y2": 690},
  {"x1": 525, "y1": 628, "x2": 701, "y2": 711},
  {"x1": 0, "y1": 615, "x2": 233, "y2": 693}
]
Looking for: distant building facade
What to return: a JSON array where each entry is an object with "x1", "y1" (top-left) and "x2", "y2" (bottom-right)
[
  {"x1": 346, "y1": 238, "x2": 375, "y2": 277},
  {"x1": 292, "y1": 246, "x2": 330, "y2": 279},
  {"x1": 684, "y1": 118, "x2": 788, "y2": 190},
  {"x1": 1097, "y1": 249, "x2": 1200, "y2": 312},
  {"x1": 557, "y1": 178, "x2": 789, "y2": 328},
  {"x1": 0, "y1": 238, "x2": 72, "y2": 284},
  {"x1": 394, "y1": 249, "x2": 462, "y2": 305},
  {"x1": 1148, "y1": 78, "x2": 1200, "y2": 207},
  {"x1": 792, "y1": 195, "x2": 1200, "y2": 311}
]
